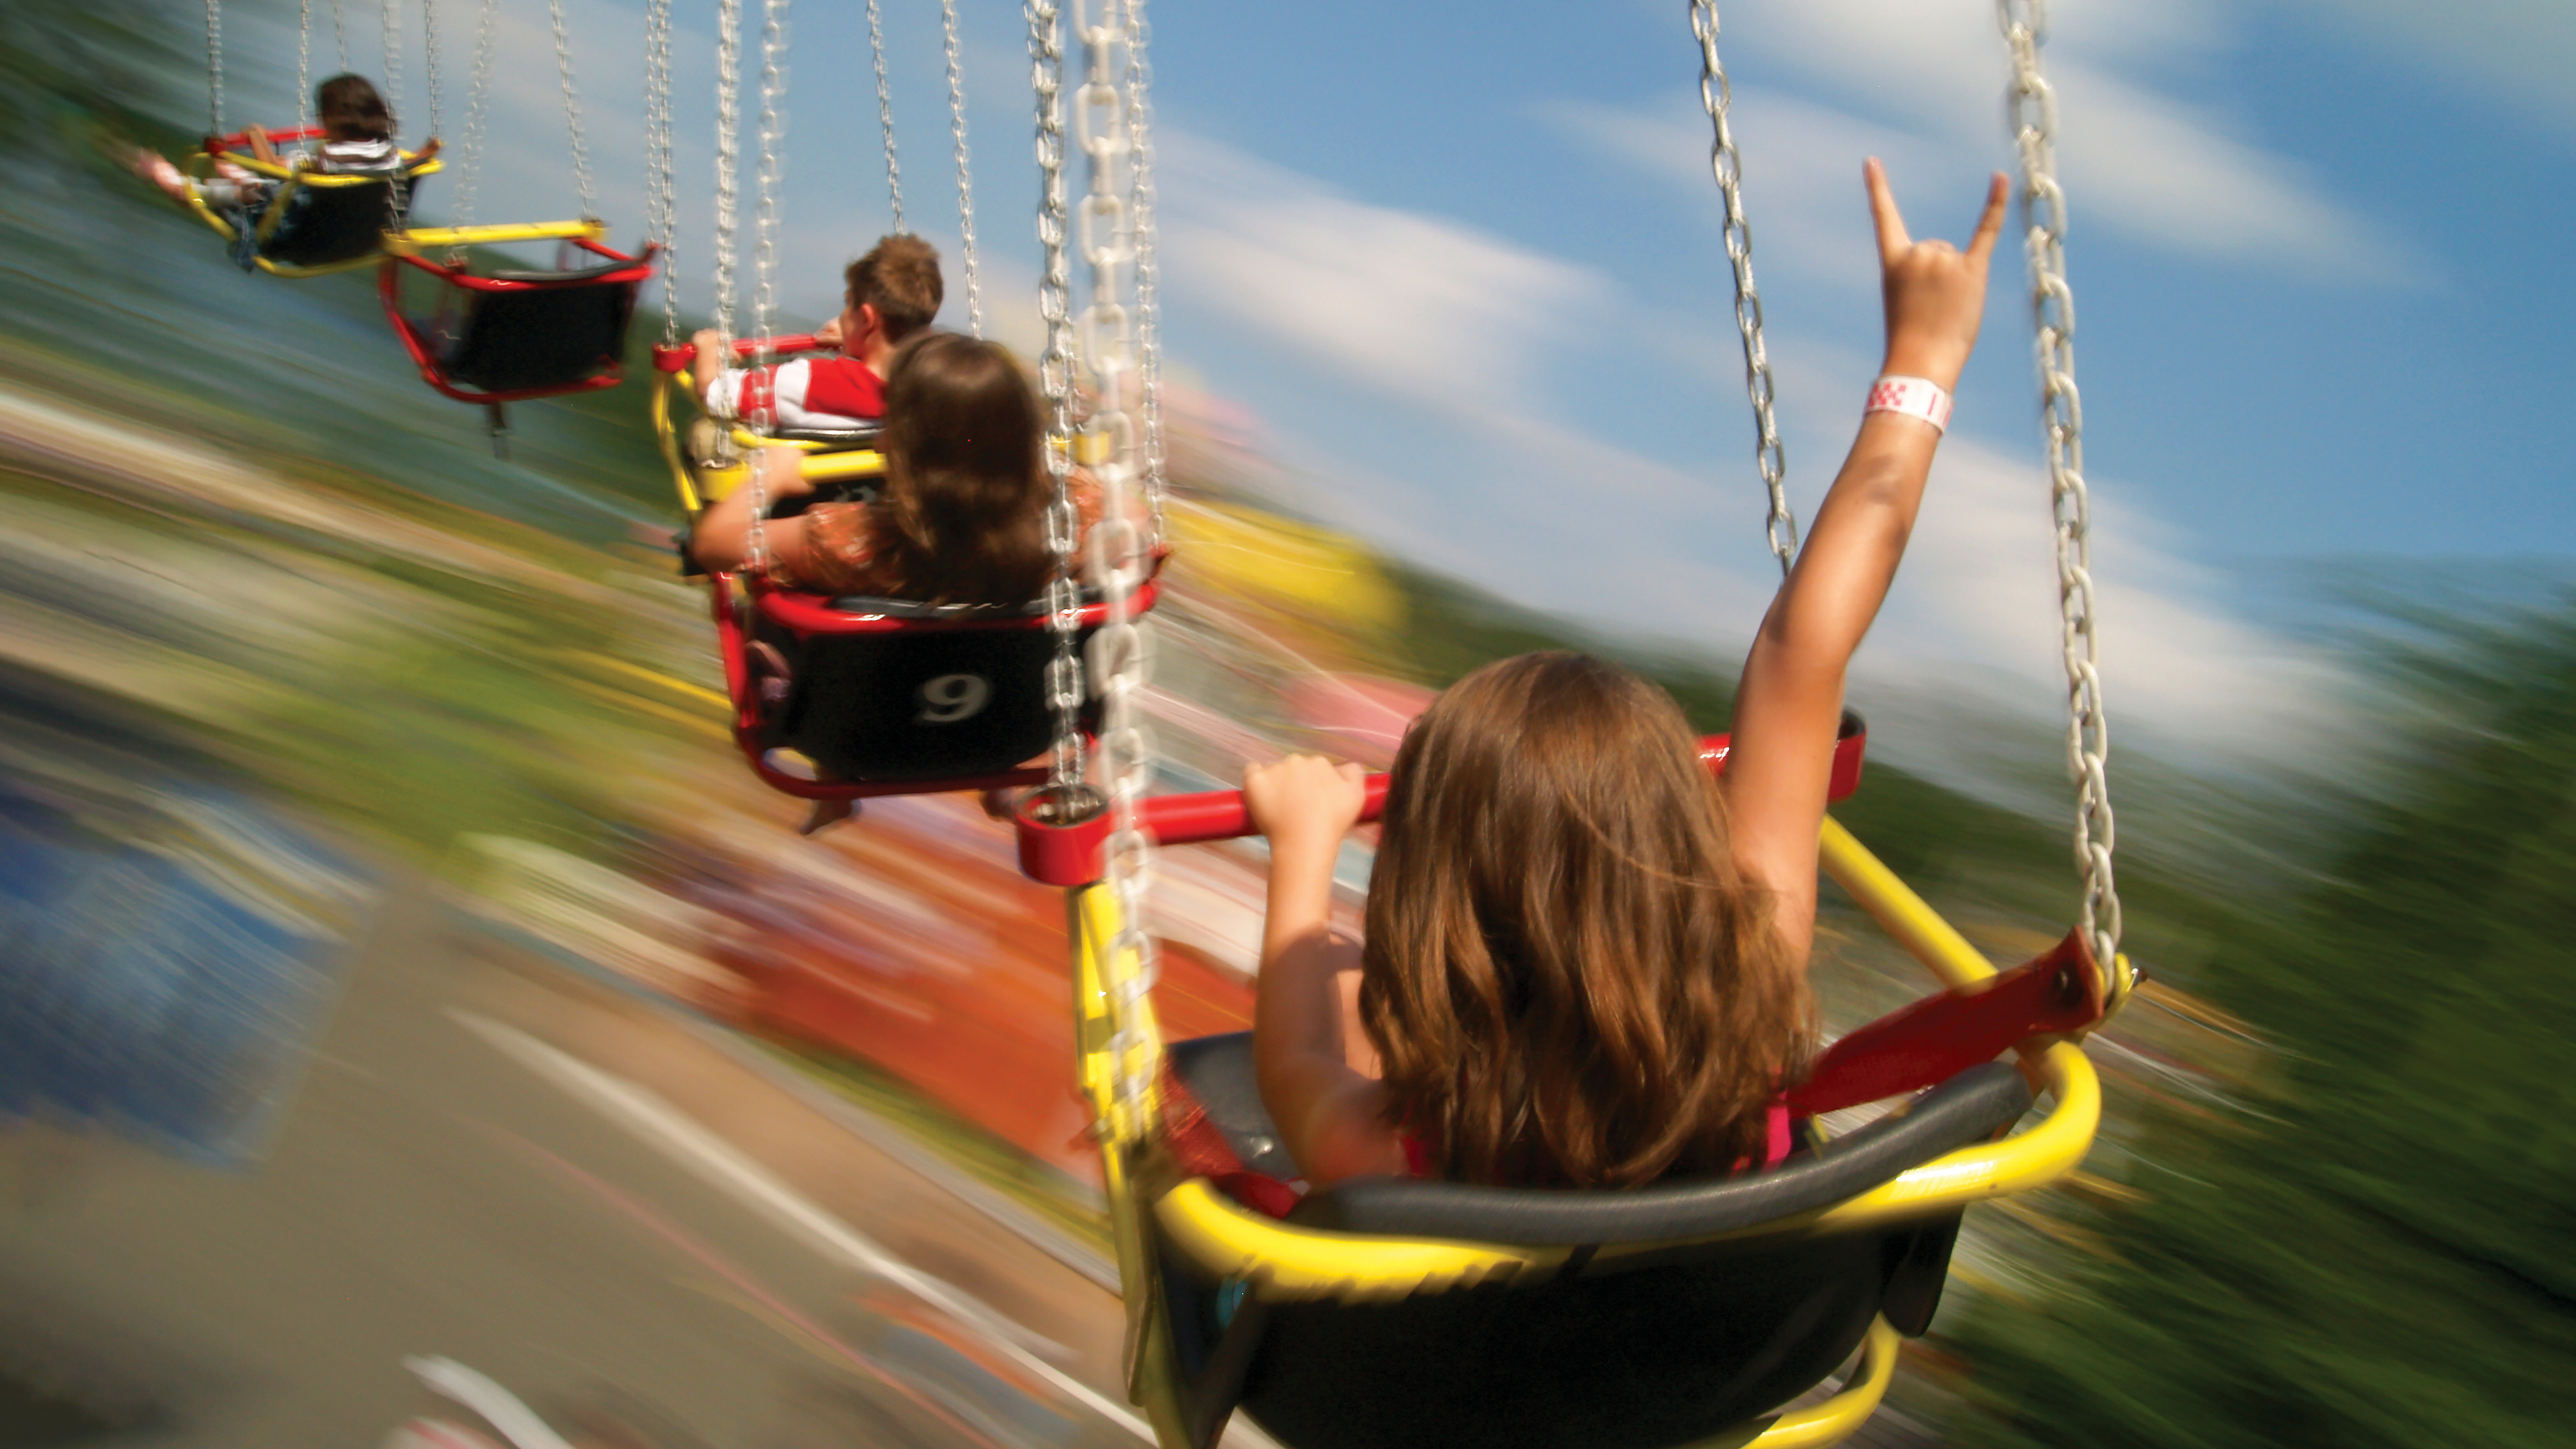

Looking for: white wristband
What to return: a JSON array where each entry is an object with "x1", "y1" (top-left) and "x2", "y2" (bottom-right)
[{"x1": 1866, "y1": 375, "x2": 1953, "y2": 434}]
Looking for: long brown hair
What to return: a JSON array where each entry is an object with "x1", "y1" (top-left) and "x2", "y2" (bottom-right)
[
  {"x1": 1360, "y1": 652, "x2": 1814, "y2": 1187},
  {"x1": 872, "y1": 332, "x2": 1050, "y2": 606}
]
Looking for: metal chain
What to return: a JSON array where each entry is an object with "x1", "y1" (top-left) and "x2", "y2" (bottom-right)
[
  {"x1": 445, "y1": 0, "x2": 497, "y2": 260},
  {"x1": 333, "y1": 0, "x2": 348, "y2": 71},
  {"x1": 742, "y1": 0, "x2": 789, "y2": 572},
  {"x1": 297, "y1": 0, "x2": 312, "y2": 133},
  {"x1": 422, "y1": 0, "x2": 440, "y2": 141},
  {"x1": 1689, "y1": 0, "x2": 1794, "y2": 577},
  {"x1": 548, "y1": 0, "x2": 596, "y2": 219},
  {"x1": 2001, "y1": 0, "x2": 2120, "y2": 991},
  {"x1": 1077, "y1": 0, "x2": 1160, "y2": 1127},
  {"x1": 941, "y1": 0, "x2": 981, "y2": 335},
  {"x1": 710, "y1": 0, "x2": 742, "y2": 359},
  {"x1": 753, "y1": 0, "x2": 787, "y2": 375},
  {"x1": 381, "y1": 0, "x2": 401, "y2": 141},
  {"x1": 1125, "y1": 0, "x2": 1165, "y2": 546},
  {"x1": 865, "y1": 0, "x2": 904, "y2": 232},
  {"x1": 645, "y1": 0, "x2": 680, "y2": 343},
  {"x1": 206, "y1": 0, "x2": 222, "y2": 136},
  {"x1": 1027, "y1": 0, "x2": 1086, "y2": 799}
]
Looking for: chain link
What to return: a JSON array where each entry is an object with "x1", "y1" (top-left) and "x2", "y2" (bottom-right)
[
  {"x1": 1027, "y1": 0, "x2": 1086, "y2": 797},
  {"x1": 206, "y1": 0, "x2": 222, "y2": 136},
  {"x1": 1689, "y1": 0, "x2": 1794, "y2": 577},
  {"x1": 381, "y1": 0, "x2": 401, "y2": 141},
  {"x1": 445, "y1": 0, "x2": 497, "y2": 260},
  {"x1": 866, "y1": 0, "x2": 904, "y2": 232},
  {"x1": 2000, "y1": 0, "x2": 2121, "y2": 992},
  {"x1": 1125, "y1": 0, "x2": 1165, "y2": 546},
  {"x1": 645, "y1": 0, "x2": 679, "y2": 343},
  {"x1": 333, "y1": 0, "x2": 348, "y2": 72},
  {"x1": 941, "y1": 0, "x2": 981, "y2": 335},
  {"x1": 1080, "y1": 0, "x2": 1159, "y2": 1127},
  {"x1": 422, "y1": 0, "x2": 441, "y2": 142},
  {"x1": 753, "y1": 0, "x2": 787, "y2": 372},
  {"x1": 548, "y1": 0, "x2": 596, "y2": 218},
  {"x1": 297, "y1": 0, "x2": 313, "y2": 133},
  {"x1": 710, "y1": 0, "x2": 742, "y2": 361}
]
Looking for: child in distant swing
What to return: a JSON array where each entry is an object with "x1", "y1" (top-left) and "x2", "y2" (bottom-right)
[
  {"x1": 688, "y1": 234, "x2": 944, "y2": 434},
  {"x1": 132, "y1": 74, "x2": 431, "y2": 267}
]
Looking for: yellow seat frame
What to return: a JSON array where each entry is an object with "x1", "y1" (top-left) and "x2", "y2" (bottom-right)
[
  {"x1": 1067, "y1": 816, "x2": 2121, "y2": 1449},
  {"x1": 652, "y1": 366, "x2": 888, "y2": 516},
  {"x1": 179, "y1": 148, "x2": 444, "y2": 278}
]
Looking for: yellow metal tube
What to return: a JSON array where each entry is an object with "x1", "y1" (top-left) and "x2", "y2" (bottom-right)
[
  {"x1": 386, "y1": 219, "x2": 607, "y2": 251},
  {"x1": 1818, "y1": 816, "x2": 1997, "y2": 988},
  {"x1": 1735, "y1": 1317, "x2": 1900, "y2": 1448},
  {"x1": 652, "y1": 373, "x2": 704, "y2": 515}
]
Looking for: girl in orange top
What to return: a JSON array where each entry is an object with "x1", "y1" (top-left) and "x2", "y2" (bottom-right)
[{"x1": 690, "y1": 331, "x2": 1101, "y2": 601}]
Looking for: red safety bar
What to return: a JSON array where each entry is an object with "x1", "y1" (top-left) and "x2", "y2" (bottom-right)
[
  {"x1": 1015, "y1": 716, "x2": 1868, "y2": 887},
  {"x1": 652, "y1": 332, "x2": 830, "y2": 374},
  {"x1": 709, "y1": 572, "x2": 1162, "y2": 801},
  {"x1": 378, "y1": 240, "x2": 660, "y2": 406},
  {"x1": 205, "y1": 123, "x2": 329, "y2": 155}
]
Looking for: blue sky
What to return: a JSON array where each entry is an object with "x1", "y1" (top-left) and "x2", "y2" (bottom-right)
[{"x1": 233, "y1": 0, "x2": 2576, "y2": 767}]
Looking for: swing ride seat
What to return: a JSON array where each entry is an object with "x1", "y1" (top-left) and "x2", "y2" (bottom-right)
[
  {"x1": 379, "y1": 229, "x2": 658, "y2": 402},
  {"x1": 1024, "y1": 718, "x2": 2120, "y2": 1449},
  {"x1": 650, "y1": 335, "x2": 891, "y2": 512},
  {"x1": 712, "y1": 572, "x2": 1162, "y2": 799},
  {"x1": 182, "y1": 126, "x2": 439, "y2": 278},
  {"x1": 1156, "y1": 1035, "x2": 2037, "y2": 1449}
]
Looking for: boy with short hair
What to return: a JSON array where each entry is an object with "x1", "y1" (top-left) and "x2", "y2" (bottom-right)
[{"x1": 692, "y1": 234, "x2": 945, "y2": 430}]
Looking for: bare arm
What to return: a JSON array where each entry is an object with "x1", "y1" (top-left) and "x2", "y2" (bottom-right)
[
  {"x1": 1722, "y1": 161, "x2": 2008, "y2": 963},
  {"x1": 1246, "y1": 754, "x2": 1407, "y2": 1188},
  {"x1": 687, "y1": 445, "x2": 821, "y2": 578},
  {"x1": 690, "y1": 328, "x2": 730, "y2": 409}
]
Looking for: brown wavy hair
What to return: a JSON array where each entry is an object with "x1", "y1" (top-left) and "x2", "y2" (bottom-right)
[
  {"x1": 871, "y1": 332, "x2": 1050, "y2": 606},
  {"x1": 1360, "y1": 652, "x2": 1814, "y2": 1187}
]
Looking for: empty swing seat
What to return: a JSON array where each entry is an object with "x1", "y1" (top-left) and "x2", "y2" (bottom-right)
[{"x1": 382, "y1": 238, "x2": 659, "y2": 404}]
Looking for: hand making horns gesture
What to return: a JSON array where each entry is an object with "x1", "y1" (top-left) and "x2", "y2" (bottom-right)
[{"x1": 1866, "y1": 158, "x2": 2010, "y2": 391}]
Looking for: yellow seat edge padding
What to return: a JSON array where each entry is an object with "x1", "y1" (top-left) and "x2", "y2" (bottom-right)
[
  {"x1": 1734, "y1": 1317, "x2": 1902, "y2": 1449},
  {"x1": 384, "y1": 219, "x2": 608, "y2": 253}
]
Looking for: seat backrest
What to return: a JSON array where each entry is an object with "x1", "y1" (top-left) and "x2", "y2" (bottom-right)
[
  {"x1": 444, "y1": 276, "x2": 641, "y2": 393},
  {"x1": 257, "y1": 177, "x2": 403, "y2": 268},
  {"x1": 767, "y1": 616, "x2": 1083, "y2": 782},
  {"x1": 1160, "y1": 1031, "x2": 2020, "y2": 1449}
]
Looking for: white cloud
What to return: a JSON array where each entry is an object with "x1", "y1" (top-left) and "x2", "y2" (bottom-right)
[
  {"x1": 1584, "y1": 0, "x2": 2415, "y2": 283},
  {"x1": 1160, "y1": 134, "x2": 1610, "y2": 418},
  {"x1": 1153, "y1": 127, "x2": 2354, "y2": 775}
]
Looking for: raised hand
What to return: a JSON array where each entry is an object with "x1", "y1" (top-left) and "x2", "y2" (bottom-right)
[{"x1": 1866, "y1": 159, "x2": 2008, "y2": 391}]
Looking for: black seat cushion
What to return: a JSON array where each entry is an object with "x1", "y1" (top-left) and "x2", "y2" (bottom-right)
[
  {"x1": 765, "y1": 618, "x2": 1090, "y2": 782},
  {"x1": 1234, "y1": 1232, "x2": 1898, "y2": 1449},
  {"x1": 440, "y1": 274, "x2": 641, "y2": 393},
  {"x1": 258, "y1": 176, "x2": 405, "y2": 267},
  {"x1": 1156, "y1": 1032, "x2": 2010, "y2": 1449}
]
